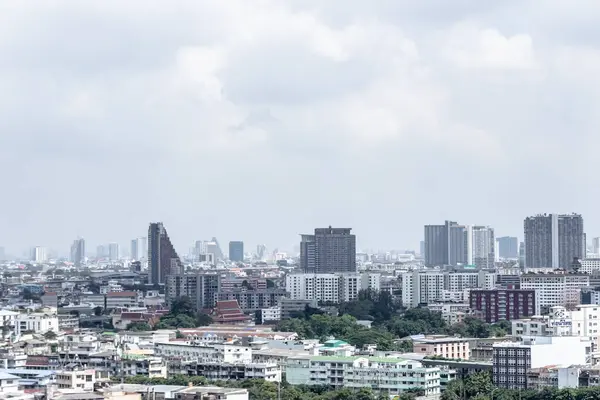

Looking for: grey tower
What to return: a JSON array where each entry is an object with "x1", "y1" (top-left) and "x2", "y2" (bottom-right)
[
  {"x1": 424, "y1": 221, "x2": 469, "y2": 267},
  {"x1": 497, "y1": 236, "x2": 519, "y2": 259},
  {"x1": 524, "y1": 213, "x2": 585, "y2": 269},
  {"x1": 148, "y1": 222, "x2": 183, "y2": 285},
  {"x1": 300, "y1": 226, "x2": 356, "y2": 273},
  {"x1": 70, "y1": 238, "x2": 85, "y2": 268},
  {"x1": 229, "y1": 241, "x2": 244, "y2": 262}
]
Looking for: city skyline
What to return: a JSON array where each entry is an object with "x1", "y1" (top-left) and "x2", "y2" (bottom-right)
[{"x1": 2, "y1": 2, "x2": 600, "y2": 255}]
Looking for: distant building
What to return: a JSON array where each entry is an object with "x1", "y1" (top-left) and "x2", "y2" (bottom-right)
[
  {"x1": 472, "y1": 226, "x2": 495, "y2": 269},
  {"x1": 424, "y1": 221, "x2": 493, "y2": 267},
  {"x1": 470, "y1": 289, "x2": 536, "y2": 323},
  {"x1": 520, "y1": 272, "x2": 589, "y2": 313},
  {"x1": 108, "y1": 243, "x2": 120, "y2": 261},
  {"x1": 70, "y1": 238, "x2": 85, "y2": 267},
  {"x1": 130, "y1": 237, "x2": 146, "y2": 261},
  {"x1": 524, "y1": 213, "x2": 585, "y2": 269},
  {"x1": 31, "y1": 246, "x2": 47, "y2": 263},
  {"x1": 496, "y1": 236, "x2": 518, "y2": 259},
  {"x1": 412, "y1": 335, "x2": 471, "y2": 360},
  {"x1": 229, "y1": 241, "x2": 244, "y2": 262},
  {"x1": 300, "y1": 226, "x2": 356, "y2": 274},
  {"x1": 286, "y1": 273, "x2": 380, "y2": 303},
  {"x1": 148, "y1": 222, "x2": 183, "y2": 285},
  {"x1": 165, "y1": 273, "x2": 219, "y2": 309}
]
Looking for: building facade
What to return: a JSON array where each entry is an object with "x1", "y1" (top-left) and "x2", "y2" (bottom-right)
[
  {"x1": 300, "y1": 227, "x2": 356, "y2": 274},
  {"x1": 469, "y1": 289, "x2": 536, "y2": 323},
  {"x1": 228, "y1": 241, "x2": 244, "y2": 262},
  {"x1": 286, "y1": 273, "x2": 380, "y2": 303},
  {"x1": 524, "y1": 213, "x2": 585, "y2": 269},
  {"x1": 148, "y1": 222, "x2": 184, "y2": 285},
  {"x1": 70, "y1": 238, "x2": 85, "y2": 267},
  {"x1": 497, "y1": 237, "x2": 519, "y2": 259},
  {"x1": 165, "y1": 273, "x2": 220, "y2": 310},
  {"x1": 520, "y1": 273, "x2": 589, "y2": 313}
]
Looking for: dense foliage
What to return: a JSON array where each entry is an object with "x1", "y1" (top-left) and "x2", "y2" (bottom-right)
[
  {"x1": 276, "y1": 290, "x2": 510, "y2": 352},
  {"x1": 119, "y1": 376, "x2": 418, "y2": 400},
  {"x1": 154, "y1": 297, "x2": 213, "y2": 329}
]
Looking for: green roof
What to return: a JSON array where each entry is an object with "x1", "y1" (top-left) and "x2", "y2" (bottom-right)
[{"x1": 323, "y1": 339, "x2": 349, "y2": 347}]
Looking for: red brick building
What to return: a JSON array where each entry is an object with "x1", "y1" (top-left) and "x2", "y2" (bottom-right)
[{"x1": 469, "y1": 289, "x2": 536, "y2": 323}]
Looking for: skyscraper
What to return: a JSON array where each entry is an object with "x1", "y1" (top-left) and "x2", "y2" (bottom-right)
[
  {"x1": 497, "y1": 236, "x2": 519, "y2": 259},
  {"x1": 31, "y1": 246, "x2": 47, "y2": 263},
  {"x1": 424, "y1": 221, "x2": 470, "y2": 267},
  {"x1": 148, "y1": 222, "x2": 183, "y2": 285},
  {"x1": 524, "y1": 213, "x2": 585, "y2": 269},
  {"x1": 472, "y1": 226, "x2": 495, "y2": 269},
  {"x1": 96, "y1": 245, "x2": 106, "y2": 259},
  {"x1": 108, "y1": 243, "x2": 120, "y2": 261},
  {"x1": 593, "y1": 237, "x2": 600, "y2": 256},
  {"x1": 70, "y1": 238, "x2": 85, "y2": 267},
  {"x1": 130, "y1": 237, "x2": 146, "y2": 260},
  {"x1": 300, "y1": 226, "x2": 356, "y2": 274},
  {"x1": 229, "y1": 241, "x2": 244, "y2": 262}
]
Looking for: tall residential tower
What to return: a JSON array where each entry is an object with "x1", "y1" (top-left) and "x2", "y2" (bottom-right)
[
  {"x1": 300, "y1": 226, "x2": 356, "y2": 274},
  {"x1": 148, "y1": 222, "x2": 183, "y2": 285}
]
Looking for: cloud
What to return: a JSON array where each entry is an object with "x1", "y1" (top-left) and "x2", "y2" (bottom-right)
[{"x1": 0, "y1": 0, "x2": 599, "y2": 255}]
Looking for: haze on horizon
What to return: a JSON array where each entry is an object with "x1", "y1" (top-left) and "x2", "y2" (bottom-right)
[{"x1": 0, "y1": 0, "x2": 598, "y2": 255}]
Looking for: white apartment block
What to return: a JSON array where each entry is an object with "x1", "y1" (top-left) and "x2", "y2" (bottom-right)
[
  {"x1": 402, "y1": 270, "x2": 495, "y2": 308},
  {"x1": 261, "y1": 306, "x2": 282, "y2": 324},
  {"x1": 15, "y1": 310, "x2": 59, "y2": 336},
  {"x1": 520, "y1": 273, "x2": 590, "y2": 313},
  {"x1": 286, "y1": 355, "x2": 442, "y2": 396},
  {"x1": 285, "y1": 273, "x2": 381, "y2": 303},
  {"x1": 155, "y1": 342, "x2": 252, "y2": 364},
  {"x1": 580, "y1": 259, "x2": 600, "y2": 274},
  {"x1": 56, "y1": 370, "x2": 96, "y2": 391},
  {"x1": 493, "y1": 336, "x2": 592, "y2": 389},
  {"x1": 512, "y1": 305, "x2": 600, "y2": 346}
]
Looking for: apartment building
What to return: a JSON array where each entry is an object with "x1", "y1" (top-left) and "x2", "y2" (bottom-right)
[
  {"x1": 105, "y1": 291, "x2": 138, "y2": 309},
  {"x1": 165, "y1": 273, "x2": 220, "y2": 310},
  {"x1": 402, "y1": 270, "x2": 495, "y2": 308},
  {"x1": 412, "y1": 335, "x2": 470, "y2": 360},
  {"x1": 155, "y1": 342, "x2": 252, "y2": 364},
  {"x1": 14, "y1": 310, "x2": 59, "y2": 336},
  {"x1": 286, "y1": 355, "x2": 442, "y2": 396},
  {"x1": 580, "y1": 259, "x2": 600, "y2": 274},
  {"x1": 493, "y1": 336, "x2": 592, "y2": 389},
  {"x1": 56, "y1": 370, "x2": 96, "y2": 391},
  {"x1": 520, "y1": 273, "x2": 589, "y2": 313},
  {"x1": 215, "y1": 289, "x2": 288, "y2": 312},
  {"x1": 285, "y1": 273, "x2": 380, "y2": 303},
  {"x1": 512, "y1": 305, "x2": 600, "y2": 345},
  {"x1": 469, "y1": 289, "x2": 536, "y2": 323}
]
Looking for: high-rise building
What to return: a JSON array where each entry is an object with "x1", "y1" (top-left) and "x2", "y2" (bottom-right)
[
  {"x1": 108, "y1": 243, "x2": 120, "y2": 261},
  {"x1": 524, "y1": 214, "x2": 585, "y2": 269},
  {"x1": 593, "y1": 237, "x2": 600, "y2": 256},
  {"x1": 300, "y1": 226, "x2": 356, "y2": 274},
  {"x1": 130, "y1": 237, "x2": 146, "y2": 260},
  {"x1": 96, "y1": 245, "x2": 106, "y2": 259},
  {"x1": 229, "y1": 241, "x2": 244, "y2": 262},
  {"x1": 419, "y1": 241, "x2": 425, "y2": 256},
  {"x1": 472, "y1": 226, "x2": 495, "y2": 269},
  {"x1": 148, "y1": 222, "x2": 183, "y2": 285},
  {"x1": 31, "y1": 246, "x2": 47, "y2": 263},
  {"x1": 496, "y1": 236, "x2": 519, "y2": 259},
  {"x1": 210, "y1": 237, "x2": 224, "y2": 260},
  {"x1": 70, "y1": 238, "x2": 85, "y2": 267}
]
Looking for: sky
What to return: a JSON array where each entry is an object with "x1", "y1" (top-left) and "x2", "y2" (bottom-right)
[{"x1": 1, "y1": 0, "x2": 600, "y2": 256}]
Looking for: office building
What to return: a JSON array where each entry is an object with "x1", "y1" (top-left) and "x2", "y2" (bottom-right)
[
  {"x1": 401, "y1": 270, "x2": 495, "y2": 308},
  {"x1": 497, "y1": 236, "x2": 519, "y2": 259},
  {"x1": 130, "y1": 237, "x2": 146, "y2": 261},
  {"x1": 579, "y1": 258, "x2": 600, "y2": 274},
  {"x1": 520, "y1": 272, "x2": 589, "y2": 313},
  {"x1": 148, "y1": 222, "x2": 184, "y2": 285},
  {"x1": 493, "y1": 336, "x2": 592, "y2": 389},
  {"x1": 286, "y1": 356, "x2": 442, "y2": 396},
  {"x1": 300, "y1": 226, "x2": 356, "y2": 273},
  {"x1": 108, "y1": 243, "x2": 120, "y2": 261},
  {"x1": 31, "y1": 246, "x2": 47, "y2": 263},
  {"x1": 472, "y1": 226, "x2": 495, "y2": 269},
  {"x1": 166, "y1": 274, "x2": 220, "y2": 310},
  {"x1": 286, "y1": 273, "x2": 380, "y2": 303},
  {"x1": 469, "y1": 289, "x2": 536, "y2": 323},
  {"x1": 524, "y1": 213, "x2": 585, "y2": 269},
  {"x1": 229, "y1": 241, "x2": 244, "y2": 262},
  {"x1": 594, "y1": 238, "x2": 600, "y2": 256},
  {"x1": 70, "y1": 238, "x2": 85, "y2": 267},
  {"x1": 412, "y1": 335, "x2": 471, "y2": 360}
]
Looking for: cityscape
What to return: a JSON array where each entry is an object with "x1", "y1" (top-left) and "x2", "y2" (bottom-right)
[{"x1": 3, "y1": 1, "x2": 600, "y2": 400}]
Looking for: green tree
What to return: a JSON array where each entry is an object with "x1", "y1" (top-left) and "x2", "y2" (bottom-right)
[
  {"x1": 93, "y1": 306, "x2": 103, "y2": 316},
  {"x1": 126, "y1": 322, "x2": 152, "y2": 331}
]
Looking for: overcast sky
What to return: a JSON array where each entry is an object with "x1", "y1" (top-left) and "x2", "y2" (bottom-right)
[{"x1": 1, "y1": 0, "x2": 599, "y2": 256}]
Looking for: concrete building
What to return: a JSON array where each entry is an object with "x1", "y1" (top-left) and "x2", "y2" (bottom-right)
[
  {"x1": 15, "y1": 310, "x2": 59, "y2": 336},
  {"x1": 401, "y1": 270, "x2": 495, "y2": 308},
  {"x1": 285, "y1": 273, "x2": 380, "y2": 303},
  {"x1": 229, "y1": 241, "x2": 244, "y2": 262},
  {"x1": 472, "y1": 226, "x2": 495, "y2": 269},
  {"x1": 108, "y1": 243, "x2": 120, "y2": 261},
  {"x1": 148, "y1": 222, "x2": 184, "y2": 285},
  {"x1": 412, "y1": 335, "x2": 470, "y2": 360},
  {"x1": 497, "y1": 237, "x2": 519, "y2": 259},
  {"x1": 216, "y1": 289, "x2": 288, "y2": 312},
  {"x1": 520, "y1": 273, "x2": 590, "y2": 313},
  {"x1": 165, "y1": 273, "x2": 220, "y2": 310},
  {"x1": 31, "y1": 246, "x2": 47, "y2": 263},
  {"x1": 286, "y1": 355, "x2": 442, "y2": 396},
  {"x1": 580, "y1": 258, "x2": 600, "y2": 274},
  {"x1": 280, "y1": 299, "x2": 318, "y2": 319},
  {"x1": 70, "y1": 238, "x2": 85, "y2": 267},
  {"x1": 469, "y1": 289, "x2": 536, "y2": 323},
  {"x1": 300, "y1": 227, "x2": 356, "y2": 273},
  {"x1": 594, "y1": 238, "x2": 600, "y2": 256},
  {"x1": 424, "y1": 221, "x2": 470, "y2": 267},
  {"x1": 493, "y1": 336, "x2": 592, "y2": 389},
  {"x1": 524, "y1": 213, "x2": 585, "y2": 269},
  {"x1": 130, "y1": 238, "x2": 146, "y2": 261},
  {"x1": 105, "y1": 292, "x2": 138, "y2": 309}
]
